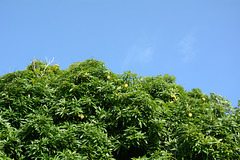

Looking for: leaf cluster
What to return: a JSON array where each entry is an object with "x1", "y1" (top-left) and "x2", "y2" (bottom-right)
[{"x1": 0, "y1": 59, "x2": 239, "y2": 159}]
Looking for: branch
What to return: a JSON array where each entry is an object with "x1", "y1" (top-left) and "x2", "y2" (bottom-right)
[
  {"x1": 32, "y1": 57, "x2": 39, "y2": 77},
  {"x1": 41, "y1": 57, "x2": 55, "y2": 78}
]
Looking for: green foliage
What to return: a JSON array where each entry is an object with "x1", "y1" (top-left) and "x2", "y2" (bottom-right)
[{"x1": 0, "y1": 59, "x2": 239, "y2": 160}]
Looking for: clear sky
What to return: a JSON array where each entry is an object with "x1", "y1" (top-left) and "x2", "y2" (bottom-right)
[{"x1": 0, "y1": 0, "x2": 239, "y2": 107}]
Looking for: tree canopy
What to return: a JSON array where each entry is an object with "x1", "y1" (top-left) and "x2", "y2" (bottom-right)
[{"x1": 0, "y1": 59, "x2": 239, "y2": 159}]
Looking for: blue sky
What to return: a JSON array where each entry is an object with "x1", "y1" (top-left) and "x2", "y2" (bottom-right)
[{"x1": 0, "y1": 0, "x2": 239, "y2": 107}]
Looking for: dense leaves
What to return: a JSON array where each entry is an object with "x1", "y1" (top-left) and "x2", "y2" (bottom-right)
[{"x1": 0, "y1": 59, "x2": 239, "y2": 159}]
